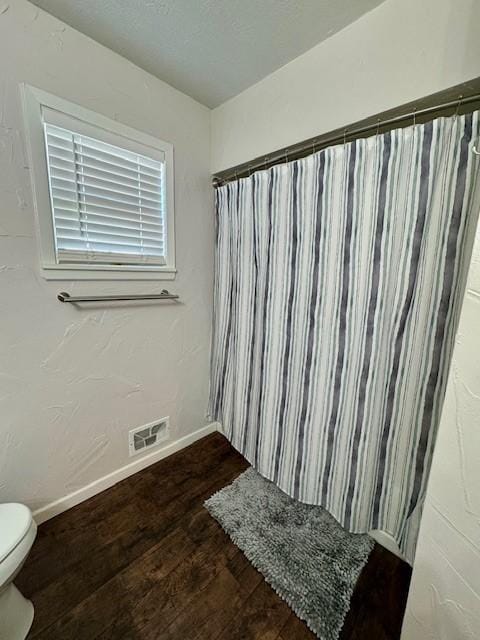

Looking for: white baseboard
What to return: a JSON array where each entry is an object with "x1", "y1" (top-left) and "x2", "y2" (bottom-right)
[
  {"x1": 369, "y1": 529, "x2": 405, "y2": 561},
  {"x1": 33, "y1": 422, "x2": 220, "y2": 525}
]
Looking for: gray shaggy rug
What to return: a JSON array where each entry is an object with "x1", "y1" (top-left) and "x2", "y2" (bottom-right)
[{"x1": 205, "y1": 468, "x2": 374, "y2": 640}]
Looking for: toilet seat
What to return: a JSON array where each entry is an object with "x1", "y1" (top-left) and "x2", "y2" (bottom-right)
[
  {"x1": 0, "y1": 504, "x2": 36, "y2": 589},
  {"x1": 0, "y1": 504, "x2": 32, "y2": 564},
  {"x1": 0, "y1": 503, "x2": 37, "y2": 640}
]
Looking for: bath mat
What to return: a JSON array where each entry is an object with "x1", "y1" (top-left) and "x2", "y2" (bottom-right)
[{"x1": 205, "y1": 468, "x2": 374, "y2": 640}]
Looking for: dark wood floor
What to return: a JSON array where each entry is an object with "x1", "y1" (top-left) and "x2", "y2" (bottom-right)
[{"x1": 18, "y1": 433, "x2": 411, "y2": 639}]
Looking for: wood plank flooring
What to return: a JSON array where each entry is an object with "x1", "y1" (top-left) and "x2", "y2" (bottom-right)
[{"x1": 17, "y1": 433, "x2": 411, "y2": 639}]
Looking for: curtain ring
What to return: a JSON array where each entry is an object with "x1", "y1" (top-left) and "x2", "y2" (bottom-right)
[
  {"x1": 376, "y1": 119, "x2": 381, "y2": 137},
  {"x1": 264, "y1": 156, "x2": 269, "y2": 170},
  {"x1": 312, "y1": 139, "x2": 316, "y2": 154},
  {"x1": 413, "y1": 108, "x2": 417, "y2": 128},
  {"x1": 343, "y1": 129, "x2": 348, "y2": 146},
  {"x1": 454, "y1": 94, "x2": 463, "y2": 119},
  {"x1": 285, "y1": 149, "x2": 289, "y2": 164}
]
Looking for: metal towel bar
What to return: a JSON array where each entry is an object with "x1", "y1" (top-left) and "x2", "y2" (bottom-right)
[{"x1": 57, "y1": 290, "x2": 179, "y2": 303}]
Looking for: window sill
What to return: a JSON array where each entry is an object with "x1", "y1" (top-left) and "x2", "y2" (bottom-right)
[{"x1": 40, "y1": 264, "x2": 177, "y2": 281}]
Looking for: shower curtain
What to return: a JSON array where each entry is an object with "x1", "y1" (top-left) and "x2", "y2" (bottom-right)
[{"x1": 209, "y1": 111, "x2": 480, "y2": 563}]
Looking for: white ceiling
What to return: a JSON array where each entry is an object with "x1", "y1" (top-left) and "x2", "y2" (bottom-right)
[{"x1": 30, "y1": 0, "x2": 385, "y2": 108}]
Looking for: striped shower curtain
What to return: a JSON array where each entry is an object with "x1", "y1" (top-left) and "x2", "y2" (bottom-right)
[{"x1": 209, "y1": 111, "x2": 480, "y2": 563}]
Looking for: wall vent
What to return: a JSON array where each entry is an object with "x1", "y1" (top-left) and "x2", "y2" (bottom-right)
[{"x1": 128, "y1": 417, "x2": 169, "y2": 457}]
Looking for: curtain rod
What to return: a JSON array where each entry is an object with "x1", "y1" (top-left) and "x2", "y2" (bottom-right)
[{"x1": 212, "y1": 89, "x2": 480, "y2": 187}]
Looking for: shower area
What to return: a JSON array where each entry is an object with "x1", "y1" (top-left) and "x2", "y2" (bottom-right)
[{"x1": 209, "y1": 93, "x2": 480, "y2": 566}]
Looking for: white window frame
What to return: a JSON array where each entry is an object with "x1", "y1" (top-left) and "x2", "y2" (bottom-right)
[{"x1": 21, "y1": 84, "x2": 176, "y2": 280}]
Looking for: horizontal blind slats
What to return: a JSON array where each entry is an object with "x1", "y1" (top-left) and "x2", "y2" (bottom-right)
[
  {"x1": 72, "y1": 158, "x2": 161, "y2": 187},
  {"x1": 77, "y1": 183, "x2": 162, "y2": 207},
  {"x1": 74, "y1": 147, "x2": 161, "y2": 179},
  {"x1": 74, "y1": 207, "x2": 162, "y2": 226},
  {"x1": 74, "y1": 135, "x2": 161, "y2": 171},
  {"x1": 48, "y1": 149, "x2": 75, "y2": 163},
  {"x1": 51, "y1": 195, "x2": 163, "y2": 222},
  {"x1": 49, "y1": 149, "x2": 162, "y2": 198},
  {"x1": 56, "y1": 222, "x2": 164, "y2": 244},
  {"x1": 77, "y1": 193, "x2": 162, "y2": 215},
  {"x1": 47, "y1": 127, "x2": 162, "y2": 177},
  {"x1": 55, "y1": 212, "x2": 163, "y2": 231},
  {"x1": 57, "y1": 249, "x2": 166, "y2": 266},
  {"x1": 48, "y1": 156, "x2": 161, "y2": 188},
  {"x1": 51, "y1": 186, "x2": 163, "y2": 213},
  {"x1": 55, "y1": 235, "x2": 164, "y2": 252},
  {"x1": 50, "y1": 173, "x2": 162, "y2": 200},
  {"x1": 44, "y1": 122, "x2": 167, "y2": 266}
]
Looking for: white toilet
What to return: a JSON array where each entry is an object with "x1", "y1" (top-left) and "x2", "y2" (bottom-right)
[{"x1": 0, "y1": 504, "x2": 37, "y2": 640}]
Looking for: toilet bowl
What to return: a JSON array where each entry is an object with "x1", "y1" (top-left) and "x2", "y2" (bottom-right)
[{"x1": 0, "y1": 504, "x2": 37, "y2": 640}]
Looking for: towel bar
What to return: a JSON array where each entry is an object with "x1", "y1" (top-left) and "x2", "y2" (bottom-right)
[{"x1": 57, "y1": 290, "x2": 179, "y2": 303}]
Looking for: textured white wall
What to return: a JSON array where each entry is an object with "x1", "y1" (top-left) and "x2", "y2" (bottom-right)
[
  {"x1": 402, "y1": 219, "x2": 480, "y2": 638},
  {"x1": 211, "y1": 0, "x2": 480, "y2": 172},
  {"x1": 0, "y1": 0, "x2": 213, "y2": 513}
]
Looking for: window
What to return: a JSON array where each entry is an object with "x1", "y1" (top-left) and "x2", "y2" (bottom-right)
[
  {"x1": 21, "y1": 85, "x2": 175, "y2": 280},
  {"x1": 45, "y1": 124, "x2": 166, "y2": 266}
]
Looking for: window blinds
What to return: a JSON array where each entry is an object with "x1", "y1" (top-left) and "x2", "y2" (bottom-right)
[{"x1": 44, "y1": 123, "x2": 166, "y2": 265}]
